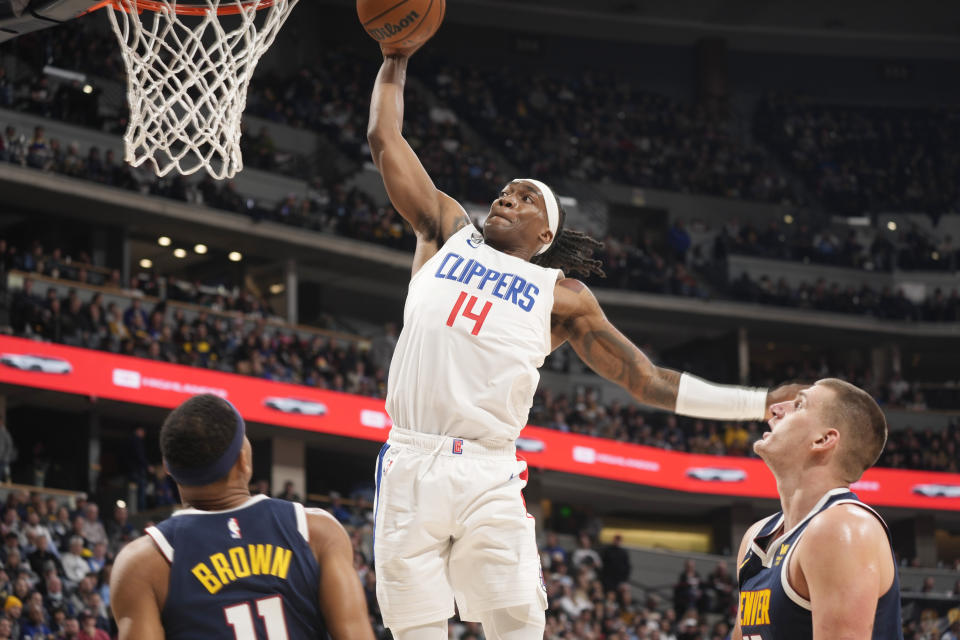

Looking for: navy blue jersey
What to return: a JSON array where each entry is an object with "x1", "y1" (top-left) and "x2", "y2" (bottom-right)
[
  {"x1": 738, "y1": 488, "x2": 902, "y2": 640},
  {"x1": 146, "y1": 495, "x2": 328, "y2": 640}
]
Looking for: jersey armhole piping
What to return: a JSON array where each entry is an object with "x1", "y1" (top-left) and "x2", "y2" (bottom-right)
[
  {"x1": 781, "y1": 499, "x2": 888, "y2": 613},
  {"x1": 145, "y1": 526, "x2": 174, "y2": 564},
  {"x1": 780, "y1": 541, "x2": 811, "y2": 611},
  {"x1": 293, "y1": 502, "x2": 309, "y2": 543}
]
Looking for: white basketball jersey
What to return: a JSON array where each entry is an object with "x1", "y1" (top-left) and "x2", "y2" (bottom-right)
[{"x1": 386, "y1": 225, "x2": 563, "y2": 444}]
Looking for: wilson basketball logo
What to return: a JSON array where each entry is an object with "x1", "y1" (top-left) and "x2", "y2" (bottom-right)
[
  {"x1": 366, "y1": 10, "x2": 420, "y2": 42},
  {"x1": 452, "y1": 439, "x2": 463, "y2": 454}
]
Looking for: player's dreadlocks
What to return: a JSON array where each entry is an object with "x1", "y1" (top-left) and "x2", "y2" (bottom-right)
[{"x1": 531, "y1": 188, "x2": 606, "y2": 278}]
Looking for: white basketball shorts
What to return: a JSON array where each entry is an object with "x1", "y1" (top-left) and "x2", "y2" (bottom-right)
[{"x1": 372, "y1": 427, "x2": 547, "y2": 629}]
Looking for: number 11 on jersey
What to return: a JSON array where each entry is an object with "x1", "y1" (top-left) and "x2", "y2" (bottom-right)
[
  {"x1": 224, "y1": 595, "x2": 289, "y2": 640},
  {"x1": 446, "y1": 291, "x2": 492, "y2": 336}
]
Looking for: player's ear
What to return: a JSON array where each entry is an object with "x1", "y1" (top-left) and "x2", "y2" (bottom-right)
[
  {"x1": 539, "y1": 227, "x2": 554, "y2": 249},
  {"x1": 237, "y1": 438, "x2": 253, "y2": 480},
  {"x1": 813, "y1": 428, "x2": 840, "y2": 451}
]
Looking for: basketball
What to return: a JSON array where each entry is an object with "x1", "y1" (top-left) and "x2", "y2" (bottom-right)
[{"x1": 357, "y1": 0, "x2": 445, "y2": 51}]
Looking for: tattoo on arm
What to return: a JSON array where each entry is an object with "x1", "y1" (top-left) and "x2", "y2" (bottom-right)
[
  {"x1": 560, "y1": 282, "x2": 681, "y2": 411},
  {"x1": 575, "y1": 329, "x2": 681, "y2": 410}
]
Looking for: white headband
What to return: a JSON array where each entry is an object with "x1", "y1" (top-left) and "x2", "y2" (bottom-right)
[{"x1": 513, "y1": 178, "x2": 559, "y2": 255}]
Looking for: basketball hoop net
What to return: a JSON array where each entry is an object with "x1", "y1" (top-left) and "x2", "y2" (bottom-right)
[{"x1": 103, "y1": 0, "x2": 298, "y2": 179}]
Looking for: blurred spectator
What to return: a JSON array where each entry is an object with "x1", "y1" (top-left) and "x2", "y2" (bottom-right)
[
  {"x1": 705, "y1": 561, "x2": 735, "y2": 615},
  {"x1": 20, "y1": 601, "x2": 51, "y2": 639},
  {"x1": 571, "y1": 533, "x2": 602, "y2": 571},
  {"x1": 79, "y1": 506, "x2": 106, "y2": 548},
  {"x1": 61, "y1": 537, "x2": 89, "y2": 586},
  {"x1": 542, "y1": 531, "x2": 567, "y2": 568},
  {"x1": 0, "y1": 419, "x2": 16, "y2": 483},
  {"x1": 327, "y1": 492, "x2": 352, "y2": 524},
  {"x1": 125, "y1": 427, "x2": 150, "y2": 512},
  {"x1": 44, "y1": 575, "x2": 68, "y2": 617},
  {"x1": 942, "y1": 617, "x2": 960, "y2": 640},
  {"x1": 673, "y1": 559, "x2": 706, "y2": 617},
  {"x1": 275, "y1": 481, "x2": 301, "y2": 503},
  {"x1": 87, "y1": 542, "x2": 107, "y2": 574},
  {"x1": 4, "y1": 595, "x2": 21, "y2": 639},
  {"x1": 105, "y1": 505, "x2": 133, "y2": 557},
  {"x1": 64, "y1": 617, "x2": 83, "y2": 639},
  {"x1": 599, "y1": 534, "x2": 630, "y2": 592},
  {"x1": 147, "y1": 466, "x2": 178, "y2": 508},
  {"x1": 50, "y1": 507, "x2": 73, "y2": 551},
  {"x1": 77, "y1": 611, "x2": 109, "y2": 640},
  {"x1": 27, "y1": 534, "x2": 63, "y2": 578}
]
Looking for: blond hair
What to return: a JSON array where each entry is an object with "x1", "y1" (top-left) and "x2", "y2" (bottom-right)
[{"x1": 817, "y1": 378, "x2": 887, "y2": 482}]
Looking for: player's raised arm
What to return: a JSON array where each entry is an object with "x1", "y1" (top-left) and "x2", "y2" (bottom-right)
[
  {"x1": 552, "y1": 278, "x2": 803, "y2": 418},
  {"x1": 305, "y1": 509, "x2": 376, "y2": 640},
  {"x1": 367, "y1": 52, "x2": 469, "y2": 252},
  {"x1": 110, "y1": 535, "x2": 168, "y2": 640}
]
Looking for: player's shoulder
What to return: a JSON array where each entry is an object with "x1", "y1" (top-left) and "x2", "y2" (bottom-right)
[
  {"x1": 303, "y1": 506, "x2": 343, "y2": 527},
  {"x1": 552, "y1": 278, "x2": 598, "y2": 317},
  {"x1": 116, "y1": 532, "x2": 165, "y2": 565},
  {"x1": 112, "y1": 533, "x2": 169, "y2": 591},
  {"x1": 303, "y1": 508, "x2": 352, "y2": 553},
  {"x1": 804, "y1": 502, "x2": 887, "y2": 548}
]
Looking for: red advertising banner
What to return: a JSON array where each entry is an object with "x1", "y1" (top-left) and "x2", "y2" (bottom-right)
[{"x1": 1, "y1": 335, "x2": 958, "y2": 511}]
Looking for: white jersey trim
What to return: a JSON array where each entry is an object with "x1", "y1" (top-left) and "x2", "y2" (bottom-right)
[
  {"x1": 542, "y1": 270, "x2": 563, "y2": 355},
  {"x1": 172, "y1": 494, "x2": 269, "y2": 516},
  {"x1": 750, "y1": 487, "x2": 849, "y2": 567},
  {"x1": 747, "y1": 513, "x2": 782, "y2": 568},
  {"x1": 145, "y1": 526, "x2": 174, "y2": 563},
  {"x1": 293, "y1": 502, "x2": 309, "y2": 542},
  {"x1": 779, "y1": 496, "x2": 889, "y2": 611},
  {"x1": 779, "y1": 540, "x2": 811, "y2": 610}
]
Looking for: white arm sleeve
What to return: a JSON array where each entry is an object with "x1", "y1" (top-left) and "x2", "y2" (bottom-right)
[{"x1": 675, "y1": 372, "x2": 768, "y2": 421}]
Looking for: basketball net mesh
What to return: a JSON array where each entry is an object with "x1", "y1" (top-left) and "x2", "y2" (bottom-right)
[{"x1": 106, "y1": 0, "x2": 298, "y2": 179}]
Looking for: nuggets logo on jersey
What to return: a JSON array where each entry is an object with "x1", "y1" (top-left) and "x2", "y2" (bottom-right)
[
  {"x1": 774, "y1": 543, "x2": 789, "y2": 566},
  {"x1": 434, "y1": 252, "x2": 540, "y2": 312}
]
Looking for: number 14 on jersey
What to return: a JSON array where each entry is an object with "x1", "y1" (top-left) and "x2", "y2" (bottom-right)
[{"x1": 447, "y1": 291, "x2": 492, "y2": 336}]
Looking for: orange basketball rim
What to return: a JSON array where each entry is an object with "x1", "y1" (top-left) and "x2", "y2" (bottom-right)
[{"x1": 85, "y1": 0, "x2": 279, "y2": 15}]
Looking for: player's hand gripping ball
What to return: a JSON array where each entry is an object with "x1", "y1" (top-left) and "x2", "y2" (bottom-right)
[{"x1": 357, "y1": 0, "x2": 446, "y2": 56}]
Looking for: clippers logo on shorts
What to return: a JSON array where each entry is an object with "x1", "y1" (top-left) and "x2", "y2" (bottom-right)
[
  {"x1": 434, "y1": 252, "x2": 541, "y2": 312},
  {"x1": 227, "y1": 517, "x2": 242, "y2": 540},
  {"x1": 452, "y1": 439, "x2": 463, "y2": 455}
]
